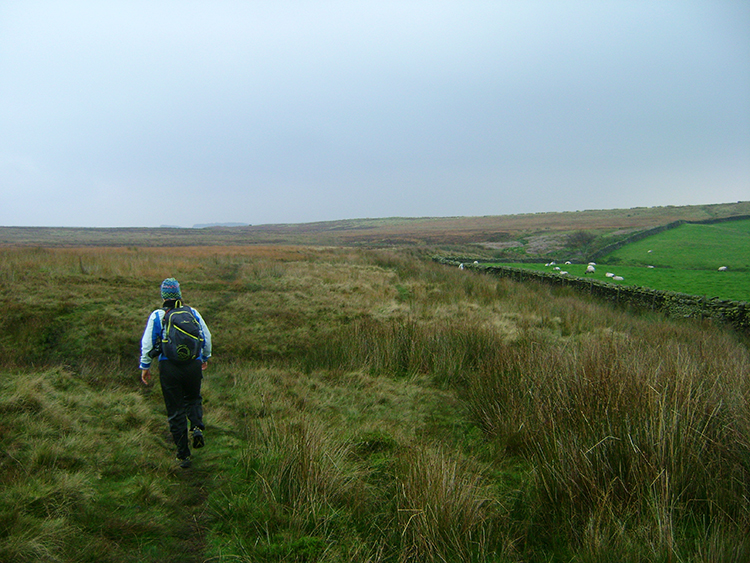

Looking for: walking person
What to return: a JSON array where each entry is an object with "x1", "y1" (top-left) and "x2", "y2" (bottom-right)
[{"x1": 140, "y1": 278, "x2": 212, "y2": 469}]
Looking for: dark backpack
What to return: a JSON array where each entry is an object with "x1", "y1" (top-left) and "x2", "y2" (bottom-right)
[{"x1": 161, "y1": 305, "x2": 203, "y2": 362}]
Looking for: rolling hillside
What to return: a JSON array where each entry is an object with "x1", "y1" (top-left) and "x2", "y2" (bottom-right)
[{"x1": 1, "y1": 201, "x2": 748, "y2": 254}]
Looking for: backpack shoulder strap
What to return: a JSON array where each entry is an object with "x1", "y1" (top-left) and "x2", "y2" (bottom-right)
[{"x1": 162, "y1": 300, "x2": 182, "y2": 315}]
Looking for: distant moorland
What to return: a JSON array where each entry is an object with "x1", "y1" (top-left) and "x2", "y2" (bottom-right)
[{"x1": 2, "y1": 201, "x2": 748, "y2": 257}]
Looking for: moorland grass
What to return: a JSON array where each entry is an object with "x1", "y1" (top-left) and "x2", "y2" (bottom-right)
[
  {"x1": 1, "y1": 245, "x2": 749, "y2": 562},
  {"x1": 2, "y1": 201, "x2": 748, "y2": 251}
]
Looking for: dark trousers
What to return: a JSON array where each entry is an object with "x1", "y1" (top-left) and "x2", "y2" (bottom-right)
[{"x1": 159, "y1": 359, "x2": 204, "y2": 460}]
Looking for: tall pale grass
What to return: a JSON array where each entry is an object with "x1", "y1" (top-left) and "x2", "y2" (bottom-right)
[
  {"x1": 464, "y1": 315, "x2": 750, "y2": 555},
  {"x1": 396, "y1": 446, "x2": 498, "y2": 562},
  {"x1": 302, "y1": 313, "x2": 515, "y2": 383},
  {"x1": 245, "y1": 420, "x2": 367, "y2": 520},
  {"x1": 226, "y1": 419, "x2": 506, "y2": 562},
  {"x1": 299, "y1": 258, "x2": 750, "y2": 556}
]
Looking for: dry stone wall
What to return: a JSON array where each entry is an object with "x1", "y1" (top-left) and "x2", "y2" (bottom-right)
[{"x1": 436, "y1": 258, "x2": 750, "y2": 334}]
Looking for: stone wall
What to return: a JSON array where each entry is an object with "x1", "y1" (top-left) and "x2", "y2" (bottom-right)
[{"x1": 435, "y1": 258, "x2": 750, "y2": 334}]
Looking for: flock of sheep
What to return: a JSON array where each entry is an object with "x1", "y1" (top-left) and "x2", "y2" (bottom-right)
[
  {"x1": 542, "y1": 261, "x2": 626, "y2": 281},
  {"x1": 458, "y1": 253, "x2": 729, "y2": 279},
  {"x1": 540, "y1": 256, "x2": 729, "y2": 280}
]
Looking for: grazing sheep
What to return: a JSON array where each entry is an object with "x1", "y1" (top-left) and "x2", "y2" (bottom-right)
[
  {"x1": 718, "y1": 266, "x2": 728, "y2": 271},
  {"x1": 565, "y1": 261, "x2": 572, "y2": 265},
  {"x1": 647, "y1": 265, "x2": 654, "y2": 268},
  {"x1": 559, "y1": 271, "x2": 568, "y2": 275},
  {"x1": 474, "y1": 261, "x2": 479, "y2": 264},
  {"x1": 554, "y1": 266, "x2": 561, "y2": 271},
  {"x1": 605, "y1": 272, "x2": 615, "y2": 278},
  {"x1": 613, "y1": 275, "x2": 624, "y2": 281},
  {"x1": 585, "y1": 265, "x2": 595, "y2": 274},
  {"x1": 459, "y1": 263, "x2": 465, "y2": 270}
]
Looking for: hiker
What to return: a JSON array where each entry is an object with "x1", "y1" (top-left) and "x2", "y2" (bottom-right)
[{"x1": 140, "y1": 278, "x2": 212, "y2": 469}]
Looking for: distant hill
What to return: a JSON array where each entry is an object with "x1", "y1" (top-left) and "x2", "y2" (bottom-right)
[
  {"x1": 193, "y1": 222, "x2": 250, "y2": 229},
  {"x1": 1, "y1": 202, "x2": 748, "y2": 252}
]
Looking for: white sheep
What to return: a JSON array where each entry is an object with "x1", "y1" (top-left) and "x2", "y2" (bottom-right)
[
  {"x1": 459, "y1": 263, "x2": 465, "y2": 270},
  {"x1": 605, "y1": 272, "x2": 615, "y2": 278},
  {"x1": 554, "y1": 266, "x2": 561, "y2": 271},
  {"x1": 718, "y1": 266, "x2": 727, "y2": 271},
  {"x1": 613, "y1": 275, "x2": 624, "y2": 281},
  {"x1": 565, "y1": 261, "x2": 572, "y2": 265},
  {"x1": 559, "y1": 271, "x2": 568, "y2": 275},
  {"x1": 585, "y1": 265, "x2": 595, "y2": 274},
  {"x1": 588, "y1": 262, "x2": 596, "y2": 266}
]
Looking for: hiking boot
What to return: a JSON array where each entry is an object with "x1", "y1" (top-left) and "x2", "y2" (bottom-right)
[
  {"x1": 192, "y1": 428, "x2": 204, "y2": 449},
  {"x1": 178, "y1": 456, "x2": 192, "y2": 469}
]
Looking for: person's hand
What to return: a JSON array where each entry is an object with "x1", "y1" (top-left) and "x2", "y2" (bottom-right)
[
  {"x1": 141, "y1": 368, "x2": 151, "y2": 385},
  {"x1": 201, "y1": 362, "x2": 208, "y2": 371}
]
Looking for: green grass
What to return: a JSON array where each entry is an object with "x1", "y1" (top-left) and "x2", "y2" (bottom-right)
[
  {"x1": 0, "y1": 367, "x2": 196, "y2": 562},
  {"x1": 487, "y1": 218, "x2": 750, "y2": 302},
  {"x1": 605, "y1": 219, "x2": 750, "y2": 271},
  {"x1": 497, "y1": 261, "x2": 749, "y2": 302},
  {"x1": 1, "y1": 245, "x2": 749, "y2": 562}
]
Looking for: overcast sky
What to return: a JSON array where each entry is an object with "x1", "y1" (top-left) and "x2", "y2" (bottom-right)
[{"x1": 1, "y1": 1, "x2": 748, "y2": 228}]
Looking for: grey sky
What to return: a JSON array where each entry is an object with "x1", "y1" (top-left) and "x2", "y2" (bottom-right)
[{"x1": 1, "y1": 1, "x2": 748, "y2": 228}]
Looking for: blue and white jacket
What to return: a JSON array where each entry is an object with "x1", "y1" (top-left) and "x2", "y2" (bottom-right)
[{"x1": 139, "y1": 306, "x2": 212, "y2": 369}]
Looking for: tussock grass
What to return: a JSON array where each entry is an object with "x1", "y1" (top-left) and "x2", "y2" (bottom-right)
[
  {"x1": 464, "y1": 313, "x2": 750, "y2": 558},
  {"x1": 396, "y1": 446, "x2": 499, "y2": 562},
  {"x1": 1, "y1": 244, "x2": 749, "y2": 561}
]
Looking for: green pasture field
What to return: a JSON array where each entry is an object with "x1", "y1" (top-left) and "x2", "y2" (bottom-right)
[
  {"x1": 605, "y1": 219, "x2": 750, "y2": 271},
  {"x1": 492, "y1": 219, "x2": 750, "y2": 302},
  {"x1": 498, "y1": 261, "x2": 749, "y2": 302}
]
